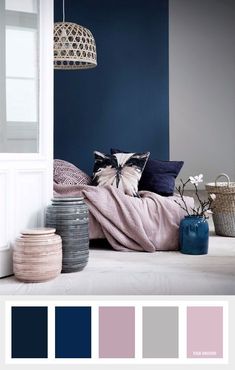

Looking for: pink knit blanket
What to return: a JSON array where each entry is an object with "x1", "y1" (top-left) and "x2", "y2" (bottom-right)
[{"x1": 54, "y1": 183, "x2": 194, "y2": 252}]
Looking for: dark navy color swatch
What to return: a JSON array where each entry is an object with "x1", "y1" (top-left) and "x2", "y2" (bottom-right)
[
  {"x1": 55, "y1": 306, "x2": 91, "y2": 358},
  {"x1": 54, "y1": 0, "x2": 169, "y2": 175},
  {"x1": 11, "y1": 306, "x2": 48, "y2": 358}
]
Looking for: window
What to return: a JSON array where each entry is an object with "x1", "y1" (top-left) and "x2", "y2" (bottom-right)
[
  {"x1": 0, "y1": 0, "x2": 39, "y2": 153},
  {"x1": 5, "y1": 0, "x2": 37, "y2": 13}
]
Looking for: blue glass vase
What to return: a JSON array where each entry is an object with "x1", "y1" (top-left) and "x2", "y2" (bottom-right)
[{"x1": 179, "y1": 216, "x2": 209, "y2": 255}]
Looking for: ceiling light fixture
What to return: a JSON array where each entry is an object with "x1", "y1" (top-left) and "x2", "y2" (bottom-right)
[{"x1": 54, "y1": 0, "x2": 97, "y2": 70}]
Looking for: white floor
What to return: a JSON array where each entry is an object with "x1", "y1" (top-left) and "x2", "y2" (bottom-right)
[{"x1": 0, "y1": 218, "x2": 235, "y2": 295}]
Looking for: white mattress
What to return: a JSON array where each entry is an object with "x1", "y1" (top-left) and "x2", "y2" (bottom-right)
[{"x1": 0, "y1": 220, "x2": 235, "y2": 295}]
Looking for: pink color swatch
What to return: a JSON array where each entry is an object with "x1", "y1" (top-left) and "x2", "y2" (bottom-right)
[
  {"x1": 99, "y1": 306, "x2": 135, "y2": 358},
  {"x1": 187, "y1": 306, "x2": 223, "y2": 358}
]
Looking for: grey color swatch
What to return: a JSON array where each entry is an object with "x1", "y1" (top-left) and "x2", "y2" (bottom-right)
[{"x1": 142, "y1": 306, "x2": 179, "y2": 358}]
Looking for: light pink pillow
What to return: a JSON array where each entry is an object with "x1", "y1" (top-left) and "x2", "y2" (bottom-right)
[{"x1": 53, "y1": 159, "x2": 91, "y2": 185}]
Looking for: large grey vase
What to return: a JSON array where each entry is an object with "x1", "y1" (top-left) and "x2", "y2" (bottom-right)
[{"x1": 46, "y1": 197, "x2": 89, "y2": 273}]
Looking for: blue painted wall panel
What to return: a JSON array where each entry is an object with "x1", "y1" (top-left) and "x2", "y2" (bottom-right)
[{"x1": 54, "y1": 0, "x2": 169, "y2": 175}]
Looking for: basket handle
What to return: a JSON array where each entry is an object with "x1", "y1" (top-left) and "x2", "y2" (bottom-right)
[{"x1": 215, "y1": 173, "x2": 230, "y2": 187}]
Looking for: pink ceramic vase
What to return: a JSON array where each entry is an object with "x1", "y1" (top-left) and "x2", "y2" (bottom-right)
[{"x1": 13, "y1": 227, "x2": 62, "y2": 283}]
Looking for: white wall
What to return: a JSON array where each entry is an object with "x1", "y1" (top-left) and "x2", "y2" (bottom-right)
[{"x1": 169, "y1": 0, "x2": 235, "y2": 187}]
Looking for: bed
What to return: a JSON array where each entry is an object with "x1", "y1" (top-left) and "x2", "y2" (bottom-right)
[{"x1": 1, "y1": 159, "x2": 234, "y2": 295}]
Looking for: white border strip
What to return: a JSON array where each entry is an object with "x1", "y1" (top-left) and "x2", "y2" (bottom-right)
[
  {"x1": 47, "y1": 305, "x2": 54, "y2": 360},
  {"x1": 178, "y1": 303, "x2": 186, "y2": 360},
  {"x1": 5, "y1": 300, "x2": 228, "y2": 365}
]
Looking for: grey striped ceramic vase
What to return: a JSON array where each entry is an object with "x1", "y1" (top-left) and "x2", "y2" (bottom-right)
[{"x1": 45, "y1": 197, "x2": 89, "y2": 273}]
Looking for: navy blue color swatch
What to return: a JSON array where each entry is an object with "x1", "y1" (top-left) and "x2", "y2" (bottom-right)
[
  {"x1": 54, "y1": 0, "x2": 169, "y2": 175},
  {"x1": 11, "y1": 306, "x2": 48, "y2": 358},
  {"x1": 55, "y1": 306, "x2": 91, "y2": 358}
]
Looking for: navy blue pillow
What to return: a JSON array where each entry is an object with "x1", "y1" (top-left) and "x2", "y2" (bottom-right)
[{"x1": 111, "y1": 148, "x2": 184, "y2": 196}]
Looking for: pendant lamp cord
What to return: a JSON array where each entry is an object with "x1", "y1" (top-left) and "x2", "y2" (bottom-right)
[{"x1": 63, "y1": 0, "x2": 65, "y2": 22}]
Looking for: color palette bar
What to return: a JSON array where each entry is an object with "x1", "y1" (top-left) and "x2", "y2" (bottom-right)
[
  {"x1": 142, "y1": 306, "x2": 179, "y2": 358},
  {"x1": 99, "y1": 306, "x2": 135, "y2": 358},
  {"x1": 11, "y1": 306, "x2": 48, "y2": 359},
  {"x1": 187, "y1": 306, "x2": 223, "y2": 358},
  {"x1": 5, "y1": 300, "x2": 228, "y2": 365},
  {"x1": 55, "y1": 307, "x2": 91, "y2": 358}
]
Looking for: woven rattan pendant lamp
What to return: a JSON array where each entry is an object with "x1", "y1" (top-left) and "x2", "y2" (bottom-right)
[{"x1": 54, "y1": 0, "x2": 97, "y2": 70}]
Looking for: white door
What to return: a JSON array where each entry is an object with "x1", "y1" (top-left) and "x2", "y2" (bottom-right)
[{"x1": 0, "y1": 0, "x2": 54, "y2": 277}]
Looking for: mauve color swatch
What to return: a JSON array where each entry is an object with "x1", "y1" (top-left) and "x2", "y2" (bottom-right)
[
  {"x1": 142, "y1": 307, "x2": 179, "y2": 358},
  {"x1": 11, "y1": 306, "x2": 48, "y2": 358},
  {"x1": 99, "y1": 306, "x2": 135, "y2": 358},
  {"x1": 55, "y1": 307, "x2": 91, "y2": 358},
  {"x1": 187, "y1": 306, "x2": 223, "y2": 358}
]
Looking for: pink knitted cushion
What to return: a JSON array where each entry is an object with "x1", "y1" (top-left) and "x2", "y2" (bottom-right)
[{"x1": 54, "y1": 159, "x2": 91, "y2": 185}]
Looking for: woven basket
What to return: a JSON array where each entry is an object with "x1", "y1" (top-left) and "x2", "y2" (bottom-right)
[{"x1": 206, "y1": 173, "x2": 235, "y2": 237}]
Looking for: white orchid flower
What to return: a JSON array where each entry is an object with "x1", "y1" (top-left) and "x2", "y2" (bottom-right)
[
  {"x1": 204, "y1": 210, "x2": 213, "y2": 218},
  {"x1": 189, "y1": 174, "x2": 203, "y2": 187},
  {"x1": 209, "y1": 193, "x2": 216, "y2": 200}
]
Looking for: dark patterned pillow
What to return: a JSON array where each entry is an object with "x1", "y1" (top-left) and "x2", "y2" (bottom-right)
[
  {"x1": 111, "y1": 149, "x2": 184, "y2": 196},
  {"x1": 92, "y1": 151, "x2": 150, "y2": 196},
  {"x1": 54, "y1": 159, "x2": 91, "y2": 185}
]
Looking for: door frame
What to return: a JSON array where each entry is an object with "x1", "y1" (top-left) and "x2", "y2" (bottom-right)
[{"x1": 0, "y1": 0, "x2": 54, "y2": 277}]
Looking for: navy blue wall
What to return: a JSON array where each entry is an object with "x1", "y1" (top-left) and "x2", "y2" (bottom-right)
[{"x1": 54, "y1": 0, "x2": 169, "y2": 175}]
